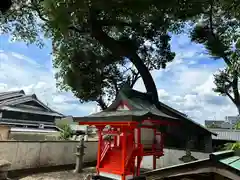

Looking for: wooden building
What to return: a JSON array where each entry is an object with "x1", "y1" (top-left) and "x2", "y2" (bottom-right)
[
  {"x1": 0, "y1": 90, "x2": 63, "y2": 132},
  {"x1": 74, "y1": 87, "x2": 217, "y2": 179},
  {"x1": 77, "y1": 87, "x2": 216, "y2": 153},
  {"x1": 208, "y1": 128, "x2": 240, "y2": 151}
]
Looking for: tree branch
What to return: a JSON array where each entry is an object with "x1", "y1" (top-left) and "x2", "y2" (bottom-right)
[
  {"x1": 232, "y1": 74, "x2": 240, "y2": 104},
  {"x1": 226, "y1": 92, "x2": 236, "y2": 104},
  {"x1": 130, "y1": 72, "x2": 140, "y2": 88},
  {"x1": 88, "y1": 9, "x2": 159, "y2": 101},
  {"x1": 110, "y1": 77, "x2": 119, "y2": 95},
  {"x1": 99, "y1": 19, "x2": 133, "y2": 27},
  {"x1": 30, "y1": 0, "x2": 48, "y2": 22},
  {"x1": 209, "y1": 0, "x2": 214, "y2": 36},
  {"x1": 208, "y1": 0, "x2": 232, "y2": 66},
  {"x1": 96, "y1": 96, "x2": 107, "y2": 110},
  {"x1": 68, "y1": 26, "x2": 90, "y2": 35},
  {"x1": 122, "y1": 67, "x2": 132, "y2": 75},
  {"x1": 208, "y1": 1, "x2": 239, "y2": 109}
]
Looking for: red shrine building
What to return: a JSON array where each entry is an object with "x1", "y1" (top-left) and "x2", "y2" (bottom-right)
[{"x1": 74, "y1": 87, "x2": 215, "y2": 180}]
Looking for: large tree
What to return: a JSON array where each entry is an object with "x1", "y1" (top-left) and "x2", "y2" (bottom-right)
[
  {"x1": 0, "y1": 0, "x2": 12, "y2": 14},
  {"x1": 190, "y1": 0, "x2": 240, "y2": 114},
  {"x1": 1, "y1": 0, "x2": 209, "y2": 108}
]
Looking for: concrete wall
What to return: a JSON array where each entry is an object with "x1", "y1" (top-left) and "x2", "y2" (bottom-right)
[
  {"x1": 0, "y1": 141, "x2": 98, "y2": 171},
  {"x1": 142, "y1": 148, "x2": 210, "y2": 169},
  {"x1": 0, "y1": 141, "x2": 209, "y2": 171},
  {"x1": 9, "y1": 132, "x2": 61, "y2": 141},
  {"x1": 0, "y1": 125, "x2": 10, "y2": 140}
]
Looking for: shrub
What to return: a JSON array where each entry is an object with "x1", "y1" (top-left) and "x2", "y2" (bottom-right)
[{"x1": 59, "y1": 124, "x2": 73, "y2": 140}]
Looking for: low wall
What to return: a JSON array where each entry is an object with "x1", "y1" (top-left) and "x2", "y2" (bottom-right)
[
  {"x1": 142, "y1": 148, "x2": 210, "y2": 169},
  {"x1": 0, "y1": 141, "x2": 209, "y2": 171},
  {"x1": 9, "y1": 132, "x2": 60, "y2": 141},
  {"x1": 0, "y1": 141, "x2": 98, "y2": 171},
  {"x1": 0, "y1": 125, "x2": 10, "y2": 140}
]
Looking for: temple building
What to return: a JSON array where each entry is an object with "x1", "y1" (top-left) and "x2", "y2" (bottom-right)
[
  {"x1": 0, "y1": 90, "x2": 63, "y2": 133},
  {"x1": 77, "y1": 87, "x2": 216, "y2": 153},
  {"x1": 74, "y1": 87, "x2": 217, "y2": 179}
]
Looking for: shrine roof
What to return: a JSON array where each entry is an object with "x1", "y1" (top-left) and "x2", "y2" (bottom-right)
[
  {"x1": 76, "y1": 110, "x2": 176, "y2": 122},
  {"x1": 74, "y1": 87, "x2": 215, "y2": 135},
  {"x1": 75, "y1": 88, "x2": 177, "y2": 122}
]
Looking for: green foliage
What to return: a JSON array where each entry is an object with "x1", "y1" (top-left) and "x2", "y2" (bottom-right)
[
  {"x1": 0, "y1": 0, "x2": 12, "y2": 14},
  {"x1": 59, "y1": 124, "x2": 73, "y2": 140},
  {"x1": 1, "y1": 0, "x2": 210, "y2": 106},
  {"x1": 224, "y1": 142, "x2": 240, "y2": 151},
  {"x1": 234, "y1": 120, "x2": 240, "y2": 130},
  {"x1": 190, "y1": 0, "x2": 240, "y2": 114},
  {"x1": 222, "y1": 119, "x2": 240, "y2": 151},
  {"x1": 213, "y1": 69, "x2": 234, "y2": 95}
]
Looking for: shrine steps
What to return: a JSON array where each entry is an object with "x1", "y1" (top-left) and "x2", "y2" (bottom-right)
[
  {"x1": 100, "y1": 147, "x2": 136, "y2": 175},
  {"x1": 100, "y1": 148, "x2": 122, "y2": 172}
]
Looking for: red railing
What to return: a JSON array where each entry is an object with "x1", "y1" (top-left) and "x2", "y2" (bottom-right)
[
  {"x1": 125, "y1": 133, "x2": 138, "y2": 169},
  {"x1": 125, "y1": 145, "x2": 134, "y2": 167},
  {"x1": 100, "y1": 141, "x2": 110, "y2": 162}
]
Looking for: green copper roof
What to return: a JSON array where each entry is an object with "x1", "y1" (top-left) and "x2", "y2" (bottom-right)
[
  {"x1": 211, "y1": 150, "x2": 240, "y2": 171},
  {"x1": 144, "y1": 150, "x2": 240, "y2": 178},
  {"x1": 220, "y1": 156, "x2": 240, "y2": 170}
]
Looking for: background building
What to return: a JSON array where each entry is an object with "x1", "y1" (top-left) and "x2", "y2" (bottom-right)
[{"x1": 0, "y1": 90, "x2": 64, "y2": 140}]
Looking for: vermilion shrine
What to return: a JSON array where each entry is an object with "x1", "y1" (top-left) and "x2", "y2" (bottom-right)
[{"x1": 74, "y1": 88, "x2": 183, "y2": 180}]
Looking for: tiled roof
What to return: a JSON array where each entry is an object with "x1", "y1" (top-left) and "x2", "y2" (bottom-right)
[
  {"x1": 205, "y1": 120, "x2": 225, "y2": 126},
  {"x1": 0, "y1": 90, "x2": 63, "y2": 117},
  {"x1": 0, "y1": 90, "x2": 25, "y2": 102},
  {"x1": 76, "y1": 87, "x2": 216, "y2": 135}
]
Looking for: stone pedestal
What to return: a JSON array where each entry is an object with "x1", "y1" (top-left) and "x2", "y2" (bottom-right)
[
  {"x1": 0, "y1": 159, "x2": 11, "y2": 180},
  {"x1": 73, "y1": 136, "x2": 85, "y2": 173}
]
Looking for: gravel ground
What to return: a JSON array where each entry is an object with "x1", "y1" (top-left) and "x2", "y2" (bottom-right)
[{"x1": 19, "y1": 167, "x2": 96, "y2": 180}]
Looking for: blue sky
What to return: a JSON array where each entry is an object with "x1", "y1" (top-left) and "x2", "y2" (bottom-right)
[{"x1": 0, "y1": 32, "x2": 237, "y2": 125}]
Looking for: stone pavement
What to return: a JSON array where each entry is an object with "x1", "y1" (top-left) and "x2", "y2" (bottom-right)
[{"x1": 19, "y1": 167, "x2": 96, "y2": 180}]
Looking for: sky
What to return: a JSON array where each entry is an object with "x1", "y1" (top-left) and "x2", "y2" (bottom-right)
[{"x1": 0, "y1": 32, "x2": 238, "y2": 125}]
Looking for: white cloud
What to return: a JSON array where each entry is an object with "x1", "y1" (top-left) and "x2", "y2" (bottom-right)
[
  {"x1": 0, "y1": 33, "x2": 238, "y2": 125},
  {"x1": 133, "y1": 39, "x2": 238, "y2": 125},
  {"x1": 0, "y1": 50, "x2": 96, "y2": 116}
]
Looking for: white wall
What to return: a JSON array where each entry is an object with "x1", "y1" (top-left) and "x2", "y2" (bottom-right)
[
  {"x1": 142, "y1": 148, "x2": 209, "y2": 169},
  {"x1": 0, "y1": 141, "x2": 98, "y2": 170},
  {"x1": 0, "y1": 141, "x2": 209, "y2": 171}
]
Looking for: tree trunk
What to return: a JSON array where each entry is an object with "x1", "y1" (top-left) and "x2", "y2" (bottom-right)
[
  {"x1": 236, "y1": 102, "x2": 240, "y2": 115},
  {"x1": 89, "y1": 16, "x2": 159, "y2": 101},
  {"x1": 129, "y1": 53, "x2": 159, "y2": 101},
  {"x1": 222, "y1": 58, "x2": 240, "y2": 115},
  {"x1": 96, "y1": 96, "x2": 108, "y2": 110}
]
